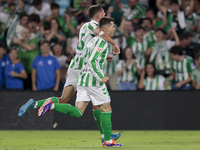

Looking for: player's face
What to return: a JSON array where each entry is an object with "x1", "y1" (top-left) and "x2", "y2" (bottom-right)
[
  {"x1": 125, "y1": 47, "x2": 133, "y2": 59},
  {"x1": 41, "y1": 43, "x2": 50, "y2": 54},
  {"x1": 98, "y1": 8, "x2": 106, "y2": 19},
  {"x1": 146, "y1": 64, "x2": 155, "y2": 76},
  {"x1": 9, "y1": 50, "x2": 18, "y2": 61},
  {"x1": 108, "y1": 21, "x2": 116, "y2": 37},
  {"x1": 155, "y1": 31, "x2": 164, "y2": 41}
]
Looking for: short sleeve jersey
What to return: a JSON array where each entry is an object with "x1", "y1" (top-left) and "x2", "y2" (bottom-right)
[
  {"x1": 69, "y1": 20, "x2": 98, "y2": 70},
  {"x1": 77, "y1": 36, "x2": 108, "y2": 87}
]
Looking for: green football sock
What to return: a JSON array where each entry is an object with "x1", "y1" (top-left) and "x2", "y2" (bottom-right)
[
  {"x1": 54, "y1": 103, "x2": 82, "y2": 118},
  {"x1": 101, "y1": 111, "x2": 112, "y2": 141},
  {"x1": 37, "y1": 97, "x2": 59, "y2": 108},
  {"x1": 93, "y1": 109, "x2": 104, "y2": 135}
]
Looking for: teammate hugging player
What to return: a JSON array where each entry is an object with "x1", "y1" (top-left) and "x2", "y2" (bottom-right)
[{"x1": 18, "y1": 4, "x2": 121, "y2": 144}]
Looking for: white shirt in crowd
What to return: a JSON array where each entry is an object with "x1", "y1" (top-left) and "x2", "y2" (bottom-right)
[{"x1": 28, "y1": 2, "x2": 52, "y2": 20}]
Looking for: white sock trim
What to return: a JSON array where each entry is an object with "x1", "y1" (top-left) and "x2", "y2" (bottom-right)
[{"x1": 34, "y1": 102, "x2": 38, "y2": 109}]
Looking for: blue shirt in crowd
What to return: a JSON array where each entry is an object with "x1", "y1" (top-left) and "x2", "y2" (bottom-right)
[
  {"x1": 31, "y1": 55, "x2": 61, "y2": 90},
  {"x1": 5, "y1": 62, "x2": 25, "y2": 89},
  {"x1": 0, "y1": 54, "x2": 10, "y2": 86}
]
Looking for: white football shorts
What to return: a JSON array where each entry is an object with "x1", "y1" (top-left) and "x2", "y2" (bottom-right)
[
  {"x1": 64, "y1": 68, "x2": 81, "y2": 91},
  {"x1": 76, "y1": 84, "x2": 111, "y2": 106}
]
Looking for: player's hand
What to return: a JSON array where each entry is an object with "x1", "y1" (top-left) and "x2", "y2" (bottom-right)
[
  {"x1": 106, "y1": 55, "x2": 113, "y2": 62},
  {"x1": 112, "y1": 44, "x2": 120, "y2": 55},
  {"x1": 175, "y1": 82, "x2": 183, "y2": 88},
  {"x1": 101, "y1": 76, "x2": 109, "y2": 84},
  {"x1": 10, "y1": 71, "x2": 17, "y2": 77}
]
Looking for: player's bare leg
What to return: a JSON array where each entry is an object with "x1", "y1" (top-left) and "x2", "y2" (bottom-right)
[{"x1": 58, "y1": 85, "x2": 75, "y2": 104}]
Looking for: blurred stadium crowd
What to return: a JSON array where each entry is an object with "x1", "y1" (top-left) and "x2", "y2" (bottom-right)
[{"x1": 0, "y1": 0, "x2": 200, "y2": 91}]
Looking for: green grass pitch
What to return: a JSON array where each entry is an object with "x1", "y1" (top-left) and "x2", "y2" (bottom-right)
[{"x1": 1, "y1": 130, "x2": 200, "y2": 150}]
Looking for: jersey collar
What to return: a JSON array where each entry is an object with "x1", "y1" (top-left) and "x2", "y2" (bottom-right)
[{"x1": 91, "y1": 20, "x2": 99, "y2": 26}]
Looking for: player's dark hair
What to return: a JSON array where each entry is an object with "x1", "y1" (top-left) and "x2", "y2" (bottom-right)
[
  {"x1": 88, "y1": 4, "x2": 102, "y2": 19},
  {"x1": 40, "y1": 40, "x2": 50, "y2": 47},
  {"x1": 122, "y1": 46, "x2": 135, "y2": 61},
  {"x1": 99, "y1": 17, "x2": 114, "y2": 28},
  {"x1": 170, "y1": 0, "x2": 179, "y2": 5},
  {"x1": 179, "y1": 32, "x2": 191, "y2": 41},
  {"x1": 19, "y1": 12, "x2": 28, "y2": 20},
  {"x1": 28, "y1": 14, "x2": 40, "y2": 24},
  {"x1": 169, "y1": 45, "x2": 183, "y2": 55},
  {"x1": 51, "y1": 3, "x2": 60, "y2": 10},
  {"x1": 32, "y1": 0, "x2": 42, "y2": 7},
  {"x1": 145, "y1": 62, "x2": 159, "y2": 78},
  {"x1": 0, "y1": 42, "x2": 7, "y2": 50},
  {"x1": 195, "y1": 53, "x2": 200, "y2": 60},
  {"x1": 142, "y1": 18, "x2": 153, "y2": 25},
  {"x1": 155, "y1": 28, "x2": 165, "y2": 34},
  {"x1": 134, "y1": 26, "x2": 145, "y2": 32}
]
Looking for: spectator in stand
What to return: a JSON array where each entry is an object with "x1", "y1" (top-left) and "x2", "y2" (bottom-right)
[
  {"x1": 0, "y1": 43, "x2": 10, "y2": 90},
  {"x1": 2, "y1": 0, "x2": 24, "y2": 13},
  {"x1": 15, "y1": 12, "x2": 28, "y2": 39},
  {"x1": 5, "y1": 48, "x2": 27, "y2": 90},
  {"x1": 192, "y1": 53, "x2": 200, "y2": 90},
  {"x1": 149, "y1": 27, "x2": 180, "y2": 77},
  {"x1": 12, "y1": 28, "x2": 39, "y2": 90},
  {"x1": 28, "y1": 0, "x2": 52, "y2": 20},
  {"x1": 31, "y1": 40, "x2": 60, "y2": 91},
  {"x1": 116, "y1": 46, "x2": 141, "y2": 90},
  {"x1": 115, "y1": 0, "x2": 146, "y2": 23},
  {"x1": 179, "y1": 32, "x2": 200, "y2": 60},
  {"x1": 127, "y1": 26, "x2": 151, "y2": 69},
  {"x1": 156, "y1": 0, "x2": 194, "y2": 35},
  {"x1": 45, "y1": 3, "x2": 65, "y2": 31},
  {"x1": 138, "y1": 62, "x2": 166, "y2": 91},
  {"x1": 27, "y1": 14, "x2": 43, "y2": 40},
  {"x1": 52, "y1": 43, "x2": 67, "y2": 90},
  {"x1": 165, "y1": 46, "x2": 195, "y2": 90}
]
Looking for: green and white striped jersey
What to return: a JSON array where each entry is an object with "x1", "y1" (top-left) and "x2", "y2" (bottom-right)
[
  {"x1": 77, "y1": 36, "x2": 108, "y2": 87},
  {"x1": 121, "y1": 3, "x2": 146, "y2": 20},
  {"x1": 69, "y1": 20, "x2": 98, "y2": 70},
  {"x1": 192, "y1": 68, "x2": 200, "y2": 87},
  {"x1": 143, "y1": 30, "x2": 156, "y2": 48},
  {"x1": 115, "y1": 60, "x2": 138, "y2": 83},
  {"x1": 149, "y1": 40, "x2": 175, "y2": 74},
  {"x1": 144, "y1": 75, "x2": 166, "y2": 91},
  {"x1": 127, "y1": 36, "x2": 150, "y2": 69},
  {"x1": 103, "y1": 43, "x2": 119, "y2": 75},
  {"x1": 172, "y1": 56, "x2": 195, "y2": 82}
]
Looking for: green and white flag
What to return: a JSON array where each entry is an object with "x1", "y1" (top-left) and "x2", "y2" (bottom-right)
[{"x1": 6, "y1": 14, "x2": 19, "y2": 48}]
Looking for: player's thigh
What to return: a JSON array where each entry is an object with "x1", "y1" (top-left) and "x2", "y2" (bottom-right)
[
  {"x1": 64, "y1": 68, "x2": 80, "y2": 91},
  {"x1": 76, "y1": 86, "x2": 90, "y2": 111},
  {"x1": 59, "y1": 85, "x2": 75, "y2": 103},
  {"x1": 99, "y1": 102, "x2": 112, "y2": 112},
  {"x1": 88, "y1": 85, "x2": 111, "y2": 106},
  {"x1": 75, "y1": 101, "x2": 88, "y2": 114}
]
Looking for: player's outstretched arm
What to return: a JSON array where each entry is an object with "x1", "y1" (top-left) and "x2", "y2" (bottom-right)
[{"x1": 94, "y1": 27, "x2": 120, "y2": 55}]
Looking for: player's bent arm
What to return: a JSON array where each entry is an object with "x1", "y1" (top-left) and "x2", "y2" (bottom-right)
[
  {"x1": 54, "y1": 69, "x2": 60, "y2": 91},
  {"x1": 88, "y1": 60, "x2": 104, "y2": 81},
  {"x1": 115, "y1": 0, "x2": 122, "y2": 10},
  {"x1": 94, "y1": 27, "x2": 120, "y2": 55},
  {"x1": 31, "y1": 69, "x2": 37, "y2": 91}
]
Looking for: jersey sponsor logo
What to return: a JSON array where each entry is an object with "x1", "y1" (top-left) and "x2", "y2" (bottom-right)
[
  {"x1": 48, "y1": 60, "x2": 52, "y2": 65},
  {"x1": 98, "y1": 47, "x2": 102, "y2": 52}
]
